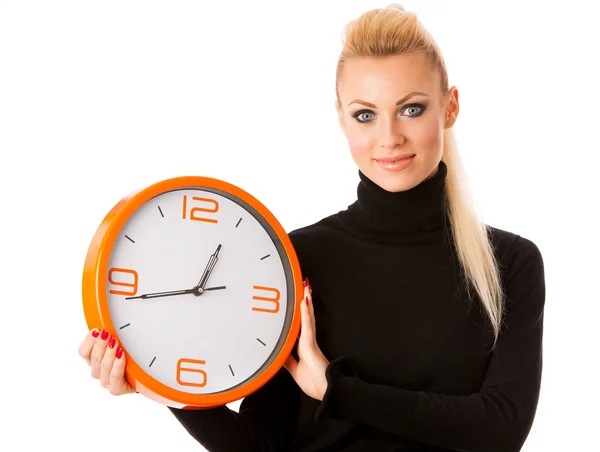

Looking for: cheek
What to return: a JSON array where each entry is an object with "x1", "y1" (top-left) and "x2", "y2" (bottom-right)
[
  {"x1": 414, "y1": 116, "x2": 443, "y2": 150},
  {"x1": 345, "y1": 127, "x2": 374, "y2": 159}
]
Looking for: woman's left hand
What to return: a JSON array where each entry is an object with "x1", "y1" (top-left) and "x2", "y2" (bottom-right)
[{"x1": 283, "y1": 278, "x2": 330, "y2": 401}]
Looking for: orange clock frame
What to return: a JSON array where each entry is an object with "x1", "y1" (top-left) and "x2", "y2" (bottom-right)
[{"x1": 82, "y1": 175, "x2": 303, "y2": 409}]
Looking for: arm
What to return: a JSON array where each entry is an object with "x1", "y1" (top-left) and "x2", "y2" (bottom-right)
[
  {"x1": 169, "y1": 366, "x2": 300, "y2": 452},
  {"x1": 314, "y1": 235, "x2": 546, "y2": 452}
]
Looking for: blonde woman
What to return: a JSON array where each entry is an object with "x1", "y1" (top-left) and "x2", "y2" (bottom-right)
[{"x1": 79, "y1": 4, "x2": 545, "y2": 451}]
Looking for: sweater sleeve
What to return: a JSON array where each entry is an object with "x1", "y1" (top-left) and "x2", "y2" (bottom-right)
[
  {"x1": 168, "y1": 365, "x2": 300, "y2": 452},
  {"x1": 314, "y1": 235, "x2": 546, "y2": 452}
]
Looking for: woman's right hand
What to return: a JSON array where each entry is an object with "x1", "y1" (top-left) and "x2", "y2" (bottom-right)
[{"x1": 78, "y1": 328, "x2": 136, "y2": 396}]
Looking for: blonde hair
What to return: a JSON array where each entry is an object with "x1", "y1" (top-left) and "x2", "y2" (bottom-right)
[{"x1": 335, "y1": 3, "x2": 505, "y2": 350}]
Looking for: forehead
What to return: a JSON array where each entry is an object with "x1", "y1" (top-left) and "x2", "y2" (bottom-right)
[{"x1": 339, "y1": 52, "x2": 437, "y2": 99}]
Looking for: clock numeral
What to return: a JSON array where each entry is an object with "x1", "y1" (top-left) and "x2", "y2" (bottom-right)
[
  {"x1": 176, "y1": 358, "x2": 208, "y2": 388},
  {"x1": 251, "y1": 285, "x2": 280, "y2": 314},
  {"x1": 182, "y1": 195, "x2": 219, "y2": 223},
  {"x1": 108, "y1": 268, "x2": 138, "y2": 296}
]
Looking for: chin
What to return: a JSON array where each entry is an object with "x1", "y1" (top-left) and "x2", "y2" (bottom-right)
[
  {"x1": 373, "y1": 156, "x2": 440, "y2": 192},
  {"x1": 371, "y1": 172, "x2": 417, "y2": 193},
  {"x1": 369, "y1": 166, "x2": 421, "y2": 193}
]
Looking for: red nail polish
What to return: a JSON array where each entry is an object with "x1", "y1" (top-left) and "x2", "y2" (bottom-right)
[
  {"x1": 305, "y1": 296, "x2": 309, "y2": 305},
  {"x1": 91, "y1": 330, "x2": 100, "y2": 338},
  {"x1": 306, "y1": 277, "x2": 312, "y2": 293},
  {"x1": 101, "y1": 330, "x2": 109, "y2": 340},
  {"x1": 116, "y1": 348, "x2": 123, "y2": 359},
  {"x1": 109, "y1": 337, "x2": 116, "y2": 349}
]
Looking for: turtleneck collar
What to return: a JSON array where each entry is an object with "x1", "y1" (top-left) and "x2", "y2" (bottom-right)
[{"x1": 337, "y1": 160, "x2": 451, "y2": 245}]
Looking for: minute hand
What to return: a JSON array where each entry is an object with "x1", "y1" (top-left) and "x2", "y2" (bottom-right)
[
  {"x1": 125, "y1": 288, "x2": 195, "y2": 300},
  {"x1": 125, "y1": 286, "x2": 226, "y2": 300}
]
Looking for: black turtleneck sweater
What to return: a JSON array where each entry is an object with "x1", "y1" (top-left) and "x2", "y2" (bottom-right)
[{"x1": 168, "y1": 161, "x2": 546, "y2": 452}]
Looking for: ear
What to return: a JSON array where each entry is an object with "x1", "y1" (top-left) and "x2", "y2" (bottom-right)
[
  {"x1": 444, "y1": 86, "x2": 459, "y2": 129},
  {"x1": 335, "y1": 100, "x2": 346, "y2": 133}
]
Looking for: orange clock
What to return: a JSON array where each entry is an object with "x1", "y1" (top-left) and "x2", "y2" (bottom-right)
[{"x1": 82, "y1": 176, "x2": 303, "y2": 409}]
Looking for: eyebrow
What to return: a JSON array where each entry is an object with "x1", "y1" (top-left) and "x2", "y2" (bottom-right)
[{"x1": 348, "y1": 91, "x2": 429, "y2": 108}]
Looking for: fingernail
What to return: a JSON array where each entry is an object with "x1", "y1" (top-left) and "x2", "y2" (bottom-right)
[
  {"x1": 116, "y1": 348, "x2": 123, "y2": 359},
  {"x1": 109, "y1": 337, "x2": 116, "y2": 349},
  {"x1": 101, "y1": 330, "x2": 109, "y2": 340},
  {"x1": 306, "y1": 277, "x2": 312, "y2": 293},
  {"x1": 91, "y1": 330, "x2": 100, "y2": 338},
  {"x1": 305, "y1": 296, "x2": 309, "y2": 306},
  {"x1": 303, "y1": 278, "x2": 307, "y2": 287}
]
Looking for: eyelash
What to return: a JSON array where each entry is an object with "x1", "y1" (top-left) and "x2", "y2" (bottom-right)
[{"x1": 351, "y1": 103, "x2": 426, "y2": 124}]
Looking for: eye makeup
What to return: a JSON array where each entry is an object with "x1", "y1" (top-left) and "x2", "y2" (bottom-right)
[{"x1": 351, "y1": 103, "x2": 428, "y2": 124}]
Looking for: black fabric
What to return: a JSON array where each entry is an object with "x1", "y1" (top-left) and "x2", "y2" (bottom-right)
[{"x1": 169, "y1": 160, "x2": 545, "y2": 451}]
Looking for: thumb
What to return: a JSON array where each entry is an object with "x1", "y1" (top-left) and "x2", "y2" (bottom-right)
[{"x1": 283, "y1": 353, "x2": 298, "y2": 378}]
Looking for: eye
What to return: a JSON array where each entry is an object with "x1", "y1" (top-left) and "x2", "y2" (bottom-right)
[
  {"x1": 351, "y1": 103, "x2": 426, "y2": 124},
  {"x1": 402, "y1": 104, "x2": 426, "y2": 117},
  {"x1": 353, "y1": 110, "x2": 376, "y2": 123}
]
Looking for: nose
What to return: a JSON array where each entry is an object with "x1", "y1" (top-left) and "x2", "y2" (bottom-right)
[{"x1": 378, "y1": 116, "x2": 405, "y2": 149}]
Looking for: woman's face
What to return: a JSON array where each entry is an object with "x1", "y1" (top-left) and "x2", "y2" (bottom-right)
[{"x1": 336, "y1": 52, "x2": 459, "y2": 192}]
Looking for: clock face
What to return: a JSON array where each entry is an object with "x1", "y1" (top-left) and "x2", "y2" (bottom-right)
[{"x1": 105, "y1": 187, "x2": 295, "y2": 394}]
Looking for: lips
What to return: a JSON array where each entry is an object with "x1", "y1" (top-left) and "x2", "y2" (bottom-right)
[
  {"x1": 375, "y1": 154, "x2": 415, "y2": 163},
  {"x1": 375, "y1": 154, "x2": 416, "y2": 171}
]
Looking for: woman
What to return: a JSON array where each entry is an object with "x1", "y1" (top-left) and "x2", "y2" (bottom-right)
[{"x1": 78, "y1": 4, "x2": 545, "y2": 451}]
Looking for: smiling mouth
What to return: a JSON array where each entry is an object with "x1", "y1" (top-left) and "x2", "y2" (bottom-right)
[
  {"x1": 374, "y1": 155, "x2": 416, "y2": 171},
  {"x1": 375, "y1": 155, "x2": 415, "y2": 163}
]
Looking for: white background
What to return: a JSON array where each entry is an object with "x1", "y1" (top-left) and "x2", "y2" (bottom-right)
[{"x1": 1, "y1": 1, "x2": 598, "y2": 450}]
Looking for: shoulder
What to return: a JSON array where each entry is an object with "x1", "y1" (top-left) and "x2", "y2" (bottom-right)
[
  {"x1": 287, "y1": 212, "x2": 342, "y2": 247},
  {"x1": 485, "y1": 224, "x2": 545, "y2": 283},
  {"x1": 285, "y1": 212, "x2": 347, "y2": 267},
  {"x1": 485, "y1": 225, "x2": 545, "y2": 323}
]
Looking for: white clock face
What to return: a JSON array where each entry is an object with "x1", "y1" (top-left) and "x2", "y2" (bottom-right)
[{"x1": 105, "y1": 187, "x2": 295, "y2": 394}]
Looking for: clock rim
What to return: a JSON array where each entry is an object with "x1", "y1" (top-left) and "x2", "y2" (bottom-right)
[{"x1": 82, "y1": 175, "x2": 303, "y2": 407}]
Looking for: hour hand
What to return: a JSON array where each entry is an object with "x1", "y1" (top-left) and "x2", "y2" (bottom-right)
[{"x1": 196, "y1": 244, "x2": 222, "y2": 291}]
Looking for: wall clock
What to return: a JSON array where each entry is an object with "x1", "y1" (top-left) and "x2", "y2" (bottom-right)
[{"x1": 82, "y1": 176, "x2": 303, "y2": 409}]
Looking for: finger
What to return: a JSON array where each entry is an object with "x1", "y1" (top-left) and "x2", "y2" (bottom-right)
[
  {"x1": 299, "y1": 297, "x2": 316, "y2": 346},
  {"x1": 100, "y1": 335, "x2": 118, "y2": 388},
  {"x1": 90, "y1": 329, "x2": 110, "y2": 379},
  {"x1": 109, "y1": 347, "x2": 131, "y2": 395},
  {"x1": 304, "y1": 285, "x2": 316, "y2": 331},
  {"x1": 304, "y1": 276, "x2": 312, "y2": 295},
  {"x1": 78, "y1": 329, "x2": 100, "y2": 366}
]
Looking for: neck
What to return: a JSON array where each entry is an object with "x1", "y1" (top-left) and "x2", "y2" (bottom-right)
[{"x1": 338, "y1": 160, "x2": 451, "y2": 245}]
